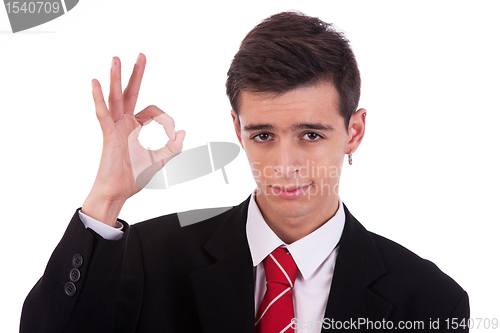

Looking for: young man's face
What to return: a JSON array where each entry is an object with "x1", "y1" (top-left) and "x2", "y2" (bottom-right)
[{"x1": 232, "y1": 81, "x2": 365, "y2": 238}]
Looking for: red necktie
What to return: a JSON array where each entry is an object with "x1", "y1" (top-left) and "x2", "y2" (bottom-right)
[{"x1": 255, "y1": 247, "x2": 298, "y2": 333}]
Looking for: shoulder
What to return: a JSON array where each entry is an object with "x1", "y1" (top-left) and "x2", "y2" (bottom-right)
[
  {"x1": 370, "y1": 231, "x2": 469, "y2": 318},
  {"x1": 370, "y1": 231, "x2": 464, "y2": 293},
  {"x1": 131, "y1": 206, "x2": 232, "y2": 243},
  {"x1": 128, "y1": 196, "x2": 250, "y2": 251},
  {"x1": 341, "y1": 204, "x2": 468, "y2": 318}
]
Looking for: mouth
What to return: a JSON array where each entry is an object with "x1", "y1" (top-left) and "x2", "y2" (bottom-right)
[{"x1": 270, "y1": 183, "x2": 312, "y2": 199}]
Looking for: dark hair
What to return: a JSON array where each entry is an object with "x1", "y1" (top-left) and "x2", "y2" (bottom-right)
[{"x1": 226, "y1": 11, "x2": 361, "y2": 130}]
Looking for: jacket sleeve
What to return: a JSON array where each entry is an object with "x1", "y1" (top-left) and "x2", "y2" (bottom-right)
[{"x1": 20, "y1": 208, "x2": 141, "y2": 333}]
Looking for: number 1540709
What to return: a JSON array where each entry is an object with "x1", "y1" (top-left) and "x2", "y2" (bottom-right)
[{"x1": 5, "y1": 2, "x2": 61, "y2": 14}]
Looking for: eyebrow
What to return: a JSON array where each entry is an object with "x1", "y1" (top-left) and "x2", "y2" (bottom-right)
[
  {"x1": 291, "y1": 123, "x2": 334, "y2": 131},
  {"x1": 243, "y1": 124, "x2": 276, "y2": 131},
  {"x1": 243, "y1": 123, "x2": 334, "y2": 132}
]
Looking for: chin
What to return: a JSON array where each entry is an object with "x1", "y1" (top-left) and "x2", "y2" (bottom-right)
[
  {"x1": 269, "y1": 204, "x2": 316, "y2": 219},
  {"x1": 260, "y1": 188, "x2": 318, "y2": 217}
]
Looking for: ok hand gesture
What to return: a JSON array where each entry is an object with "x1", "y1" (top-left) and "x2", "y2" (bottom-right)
[{"x1": 82, "y1": 54, "x2": 185, "y2": 226}]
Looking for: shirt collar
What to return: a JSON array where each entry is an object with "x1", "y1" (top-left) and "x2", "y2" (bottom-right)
[{"x1": 246, "y1": 190, "x2": 345, "y2": 280}]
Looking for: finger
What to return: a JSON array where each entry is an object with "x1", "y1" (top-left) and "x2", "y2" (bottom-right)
[
  {"x1": 154, "y1": 129, "x2": 186, "y2": 165},
  {"x1": 108, "y1": 56, "x2": 124, "y2": 122},
  {"x1": 123, "y1": 53, "x2": 146, "y2": 115},
  {"x1": 91, "y1": 79, "x2": 114, "y2": 134},
  {"x1": 135, "y1": 105, "x2": 176, "y2": 139},
  {"x1": 166, "y1": 129, "x2": 185, "y2": 155}
]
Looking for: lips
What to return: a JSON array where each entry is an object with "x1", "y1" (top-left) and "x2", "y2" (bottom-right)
[
  {"x1": 272, "y1": 184, "x2": 310, "y2": 192},
  {"x1": 270, "y1": 183, "x2": 312, "y2": 199}
]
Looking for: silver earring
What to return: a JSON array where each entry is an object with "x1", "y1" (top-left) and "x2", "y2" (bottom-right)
[{"x1": 348, "y1": 150, "x2": 353, "y2": 165}]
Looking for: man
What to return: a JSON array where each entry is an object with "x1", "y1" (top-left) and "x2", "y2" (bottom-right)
[{"x1": 20, "y1": 11, "x2": 469, "y2": 333}]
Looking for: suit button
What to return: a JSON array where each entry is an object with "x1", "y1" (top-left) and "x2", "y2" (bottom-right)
[
  {"x1": 64, "y1": 282, "x2": 76, "y2": 296},
  {"x1": 72, "y1": 253, "x2": 83, "y2": 268},
  {"x1": 69, "y1": 268, "x2": 81, "y2": 282}
]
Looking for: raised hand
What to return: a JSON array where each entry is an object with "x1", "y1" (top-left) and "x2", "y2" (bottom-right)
[{"x1": 82, "y1": 54, "x2": 185, "y2": 226}]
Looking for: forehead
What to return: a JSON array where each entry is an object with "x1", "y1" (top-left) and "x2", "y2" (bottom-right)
[{"x1": 238, "y1": 82, "x2": 341, "y2": 128}]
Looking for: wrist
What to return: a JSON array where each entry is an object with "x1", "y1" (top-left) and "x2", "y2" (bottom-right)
[{"x1": 82, "y1": 193, "x2": 125, "y2": 227}]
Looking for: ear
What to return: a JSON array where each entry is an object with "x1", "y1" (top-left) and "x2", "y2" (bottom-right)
[
  {"x1": 231, "y1": 110, "x2": 244, "y2": 149},
  {"x1": 344, "y1": 108, "x2": 366, "y2": 154}
]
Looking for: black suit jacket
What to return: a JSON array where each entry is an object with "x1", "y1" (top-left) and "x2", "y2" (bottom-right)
[{"x1": 20, "y1": 196, "x2": 469, "y2": 332}]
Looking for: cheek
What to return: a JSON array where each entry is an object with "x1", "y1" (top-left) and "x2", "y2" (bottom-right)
[
  {"x1": 306, "y1": 155, "x2": 343, "y2": 182},
  {"x1": 243, "y1": 147, "x2": 266, "y2": 180}
]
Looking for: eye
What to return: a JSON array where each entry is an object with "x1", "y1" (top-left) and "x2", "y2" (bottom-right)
[
  {"x1": 303, "y1": 132, "x2": 323, "y2": 141},
  {"x1": 251, "y1": 132, "x2": 274, "y2": 143}
]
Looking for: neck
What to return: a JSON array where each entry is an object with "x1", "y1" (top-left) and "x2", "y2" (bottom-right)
[{"x1": 254, "y1": 193, "x2": 339, "y2": 244}]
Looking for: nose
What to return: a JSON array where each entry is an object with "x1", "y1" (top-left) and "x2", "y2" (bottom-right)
[{"x1": 273, "y1": 140, "x2": 301, "y2": 179}]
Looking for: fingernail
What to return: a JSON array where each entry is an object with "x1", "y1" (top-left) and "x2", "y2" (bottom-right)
[
  {"x1": 111, "y1": 58, "x2": 115, "y2": 69},
  {"x1": 172, "y1": 128, "x2": 176, "y2": 140},
  {"x1": 136, "y1": 53, "x2": 141, "y2": 65}
]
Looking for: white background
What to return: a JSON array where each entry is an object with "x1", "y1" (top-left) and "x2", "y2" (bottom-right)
[{"x1": 1, "y1": 1, "x2": 499, "y2": 331}]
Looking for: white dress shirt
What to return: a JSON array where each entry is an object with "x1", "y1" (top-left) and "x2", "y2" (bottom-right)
[{"x1": 79, "y1": 192, "x2": 345, "y2": 333}]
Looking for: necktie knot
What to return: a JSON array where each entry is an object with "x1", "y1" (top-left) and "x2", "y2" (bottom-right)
[{"x1": 264, "y1": 247, "x2": 298, "y2": 288}]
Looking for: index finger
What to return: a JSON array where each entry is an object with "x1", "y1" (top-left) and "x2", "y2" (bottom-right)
[
  {"x1": 135, "y1": 105, "x2": 176, "y2": 140},
  {"x1": 123, "y1": 53, "x2": 146, "y2": 115}
]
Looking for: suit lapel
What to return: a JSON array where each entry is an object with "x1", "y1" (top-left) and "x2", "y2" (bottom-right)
[
  {"x1": 322, "y1": 204, "x2": 393, "y2": 332},
  {"x1": 189, "y1": 196, "x2": 255, "y2": 333}
]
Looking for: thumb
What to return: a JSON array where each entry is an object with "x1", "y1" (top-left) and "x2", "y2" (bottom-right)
[
  {"x1": 153, "y1": 129, "x2": 186, "y2": 166},
  {"x1": 166, "y1": 129, "x2": 186, "y2": 155}
]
